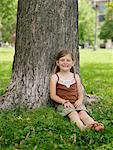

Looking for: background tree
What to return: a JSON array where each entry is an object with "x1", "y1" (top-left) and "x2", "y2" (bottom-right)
[
  {"x1": 99, "y1": 2, "x2": 113, "y2": 41},
  {"x1": 78, "y1": 0, "x2": 95, "y2": 46},
  {"x1": 0, "y1": 0, "x2": 79, "y2": 109},
  {"x1": 0, "y1": 0, "x2": 17, "y2": 43}
]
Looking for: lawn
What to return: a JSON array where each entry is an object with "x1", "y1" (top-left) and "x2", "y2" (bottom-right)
[
  {"x1": 0, "y1": 47, "x2": 14, "y2": 95},
  {"x1": 0, "y1": 47, "x2": 113, "y2": 149}
]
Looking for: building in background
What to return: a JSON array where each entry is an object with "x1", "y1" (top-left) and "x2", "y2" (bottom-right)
[{"x1": 91, "y1": 0, "x2": 112, "y2": 23}]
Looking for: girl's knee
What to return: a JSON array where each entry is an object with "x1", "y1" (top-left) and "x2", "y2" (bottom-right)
[
  {"x1": 78, "y1": 110, "x2": 87, "y2": 116},
  {"x1": 78, "y1": 110, "x2": 90, "y2": 119},
  {"x1": 68, "y1": 110, "x2": 78, "y2": 117}
]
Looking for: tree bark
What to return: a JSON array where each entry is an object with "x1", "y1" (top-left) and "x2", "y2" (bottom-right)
[{"x1": 0, "y1": 0, "x2": 79, "y2": 109}]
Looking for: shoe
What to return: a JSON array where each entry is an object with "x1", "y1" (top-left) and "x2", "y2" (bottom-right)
[{"x1": 87, "y1": 122, "x2": 104, "y2": 132}]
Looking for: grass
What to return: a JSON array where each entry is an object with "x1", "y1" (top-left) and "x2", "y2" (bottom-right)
[
  {"x1": 0, "y1": 47, "x2": 14, "y2": 95},
  {"x1": 0, "y1": 47, "x2": 113, "y2": 149}
]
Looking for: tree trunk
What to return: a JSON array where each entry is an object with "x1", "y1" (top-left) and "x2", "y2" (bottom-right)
[{"x1": 0, "y1": 0, "x2": 79, "y2": 109}]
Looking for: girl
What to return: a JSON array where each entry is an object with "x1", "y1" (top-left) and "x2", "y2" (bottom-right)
[{"x1": 50, "y1": 49, "x2": 104, "y2": 131}]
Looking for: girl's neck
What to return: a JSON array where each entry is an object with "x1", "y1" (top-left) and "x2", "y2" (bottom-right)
[{"x1": 58, "y1": 70, "x2": 72, "y2": 77}]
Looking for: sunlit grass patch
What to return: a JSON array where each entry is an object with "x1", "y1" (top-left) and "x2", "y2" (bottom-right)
[
  {"x1": 0, "y1": 48, "x2": 14, "y2": 95},
  {"x1": 80, "y1": 48, "x2": 113, "y2": 64}
]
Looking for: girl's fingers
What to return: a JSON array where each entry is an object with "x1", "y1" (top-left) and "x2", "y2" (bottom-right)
[{"x1": 64, "y1": 102, "x2": 74, "y2": 108}]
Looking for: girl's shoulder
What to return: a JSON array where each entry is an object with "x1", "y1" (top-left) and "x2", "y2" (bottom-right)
[
  {"x1": 74, "y1": 73, "x2": 80, "y2": 78},
  {"x1": 74, "y1": 73, "x2": 81, "y2": 81},
  {"x1": 50, "y1": 73, "x2": 58, "y2": 83}
]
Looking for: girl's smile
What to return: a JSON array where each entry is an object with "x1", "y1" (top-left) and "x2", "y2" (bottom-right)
[{"x1": 56, "y1": 54, "x2": 74, "y2": 72}]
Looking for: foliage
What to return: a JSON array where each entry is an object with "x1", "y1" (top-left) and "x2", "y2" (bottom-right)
[
  {"x1": 78, "y1": 0, "x2": 95, "y2": 45},
  {"x1": 0, "y1": 48, "x2": 113, "y2": 149},
  {"x1": 99, "y1": 2, "x2": 113, "y2": 40},
  {"x1": 0, "y1": 0, "x2": 17, "y2": 42}
]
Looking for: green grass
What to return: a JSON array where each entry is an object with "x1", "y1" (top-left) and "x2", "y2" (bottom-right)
[
  {"x1": 0, "y1": 47, "x2": 14, "y2": 95},
  {"x1": 0, "y1": 48, "x2": 113, "y2": 149}
]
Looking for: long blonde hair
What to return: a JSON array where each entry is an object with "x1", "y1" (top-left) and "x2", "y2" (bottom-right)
[{"x1": 54, "y1": 49, "x2": 75, "y2": 73}]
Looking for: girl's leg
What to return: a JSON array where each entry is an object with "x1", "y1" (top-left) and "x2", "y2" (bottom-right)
[
  {"x1": 78, "y1": 111, "x2": 104, "y2": 131},
  {"x1": 68, "y1": 111, "x2": 85, "y2": 131},
  {"x1": 78, "y1": 110, "x2": 95, "y2": 126}
]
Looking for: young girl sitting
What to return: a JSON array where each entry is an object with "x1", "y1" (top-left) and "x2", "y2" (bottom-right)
[{"x1": 50, "y1": 49, "x2": 104, "y2": 131}]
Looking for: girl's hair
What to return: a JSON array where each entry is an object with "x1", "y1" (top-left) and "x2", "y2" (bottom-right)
[{"x1": 54, "y1": 48, "x2": 75, "y2": 73}]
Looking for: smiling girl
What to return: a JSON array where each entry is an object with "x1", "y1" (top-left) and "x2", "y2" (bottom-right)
[{"x1": 50, "y1": 49, "x2": 104, "y2": 131}]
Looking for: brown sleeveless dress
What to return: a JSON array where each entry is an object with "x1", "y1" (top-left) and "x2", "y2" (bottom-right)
[
  {"x1": 55, "y1": 74, "x2": 87, "y2": 116},
  {"x1": 56, "y1": 75, "x2": 78, "y2": 104}
]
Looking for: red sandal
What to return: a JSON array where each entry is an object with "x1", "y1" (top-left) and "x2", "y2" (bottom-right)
[{"x1": 87, "y1": 122, "x2": 104, "y2": 132}]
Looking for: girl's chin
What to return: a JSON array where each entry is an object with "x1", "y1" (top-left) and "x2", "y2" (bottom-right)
[{"x1": 61, "y1": 68, "x2": 71, "y2": 71}]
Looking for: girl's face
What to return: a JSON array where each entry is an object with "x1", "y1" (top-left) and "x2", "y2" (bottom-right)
[{"x1": 56, "y1": 54, "x2": 74, "y2": 72}]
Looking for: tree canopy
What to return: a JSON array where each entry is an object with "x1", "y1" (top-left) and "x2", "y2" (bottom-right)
[
  {"x1": 0, "y1": 0, "x2": 17, "y2": 42},
  {"x1": 78, "y1": 0, "x2": 95, "y2": 46},
  {"x1": 99, "y1": 2, "x2": 113, "y2": 41}
]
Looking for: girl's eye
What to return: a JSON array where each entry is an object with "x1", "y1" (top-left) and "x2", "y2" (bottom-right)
[
  {"x1": 59, "y1": 57, "x2": 72, "y2": 62},
  {"x1": 67, "y1": 59, "x2": 71, "y2": 62},
  {"x1": 60, "y1": 59, "x2": 65, "y2": 61}
]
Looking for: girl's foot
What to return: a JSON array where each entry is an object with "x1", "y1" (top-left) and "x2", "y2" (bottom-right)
[{"x1": 87, "y1": 122, "x2": 104, "y2": 132}]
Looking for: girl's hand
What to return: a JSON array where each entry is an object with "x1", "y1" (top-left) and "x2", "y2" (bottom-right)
[
  {"x1": 64, "y1": 102, "x2": 74, "y2": 109},
  {"x1": 74, "y1": 100, "x2": 82, "y2": 108}
]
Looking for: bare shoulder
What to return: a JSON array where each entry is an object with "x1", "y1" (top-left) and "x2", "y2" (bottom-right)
[
  {"x1": 50, "y1": 74, "x2": 58, "y2": 83},
  {"x1": 75, "y1": 73, "x2": 81, "y2": 82}
]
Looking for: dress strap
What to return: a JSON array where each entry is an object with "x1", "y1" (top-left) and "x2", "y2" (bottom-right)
[
  {"x1": 56, "y1": 73, "x2": 59, "y2": 82},
  {"x1": 74, "y1": 73, "x2": 77, "y2": 82}
]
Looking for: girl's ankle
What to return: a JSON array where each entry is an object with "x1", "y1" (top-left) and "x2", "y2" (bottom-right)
[{"x1": 79, "y1": 126, "x2": 86, "y2": 131}]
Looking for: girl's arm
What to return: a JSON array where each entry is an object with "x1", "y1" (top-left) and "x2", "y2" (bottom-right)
[
  {"x1": 76, "y1": 74, "x2": 84, "y2": 101},
  {"x1": 50, "y1": 74, "x2": 66, "y2": 105},
  {"x1": 74, "y1": 74, "x2": 84, "y2": 107}
]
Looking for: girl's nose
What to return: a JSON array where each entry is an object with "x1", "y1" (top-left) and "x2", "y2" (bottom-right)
[
  {"x1": 64, "y1": 60, "x2": 67, "y2": 63},
  {"x1": 64, "y1": 59, "x2": 68, "y2": 62}
]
